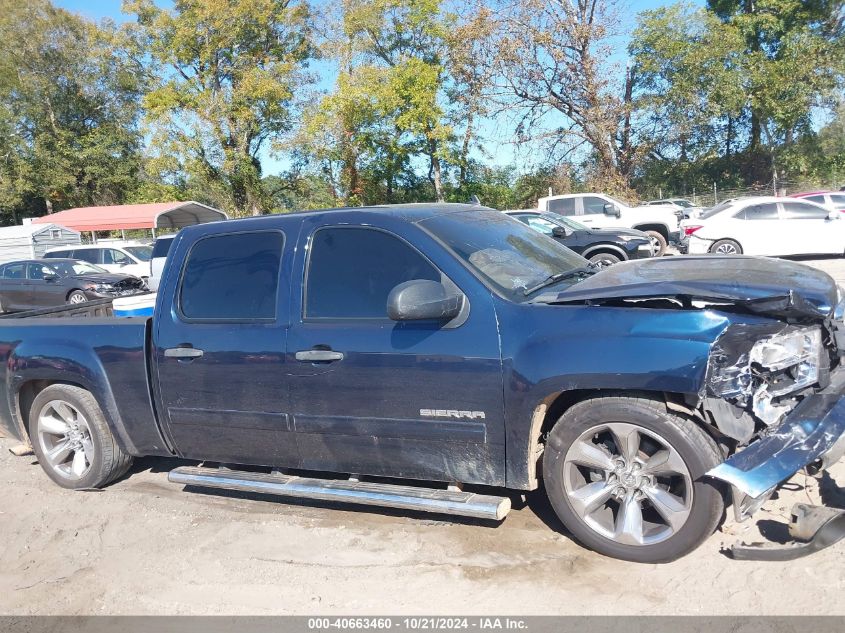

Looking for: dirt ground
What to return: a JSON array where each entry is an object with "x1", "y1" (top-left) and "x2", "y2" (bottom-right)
[
  {"x1": 0, "y1": 436, "x2": 843, "y2": 616},
  {"x1": 1, "y1": 256, "x2": 844, "y2": 616}
]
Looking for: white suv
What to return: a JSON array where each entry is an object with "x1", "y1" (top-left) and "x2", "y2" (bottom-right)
[
  {"x1": 537, "y1": 193, "x2": 681, "y2": 255},
  {"x1": 44, "y1": 243, "x2": 153, "y2": 281}
]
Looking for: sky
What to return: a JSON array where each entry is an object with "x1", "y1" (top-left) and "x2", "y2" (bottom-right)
[{"x1": 53, "y1": 0, "x2": 704, "y2": 177}]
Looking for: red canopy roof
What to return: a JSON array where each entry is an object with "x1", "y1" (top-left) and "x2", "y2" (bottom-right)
[{"x1": 32, "y1": 201, "x2": 227, "y2": 232}]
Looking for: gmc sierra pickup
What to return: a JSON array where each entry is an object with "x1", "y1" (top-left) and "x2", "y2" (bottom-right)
[{"x1": 1, "y1": 203, "x2": 844, "y2": 563}]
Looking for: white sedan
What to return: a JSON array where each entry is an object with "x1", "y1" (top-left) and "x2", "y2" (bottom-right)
[{"x1": 682, "y1": 196, "x2": 845, "y2": 256}]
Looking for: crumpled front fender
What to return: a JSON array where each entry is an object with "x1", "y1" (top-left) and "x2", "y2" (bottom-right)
[{"x1": 708, "y1": 366, "x2": 845, "y2": 499}]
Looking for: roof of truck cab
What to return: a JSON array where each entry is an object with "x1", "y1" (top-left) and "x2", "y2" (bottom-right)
[{"x1": 189, "y1": 203, "x2": 493, "y2": 229}]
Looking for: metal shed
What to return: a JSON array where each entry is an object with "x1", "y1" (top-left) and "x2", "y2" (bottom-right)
[
  {"x1": 0, "y1": 223, "x2": 82, "y2": 263},
  {"x1": 30, "y1": 201, "x2": 228, "y2": 239}
]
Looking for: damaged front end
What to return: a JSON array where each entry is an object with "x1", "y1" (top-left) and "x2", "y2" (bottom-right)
[{"x1": 702, "y1": 309, "x2": 845, "y2": 532}]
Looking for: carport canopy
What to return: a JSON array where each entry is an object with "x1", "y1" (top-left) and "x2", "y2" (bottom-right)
[{"x1": 32, "y1": 201, "x2": 228, "y2": 232}]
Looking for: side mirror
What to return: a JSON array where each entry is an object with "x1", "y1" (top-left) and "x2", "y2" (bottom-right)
[
  {"x1": 387, "y1": 279, "x2": 463, "y2": 322},
  {"x1": 43, "y1": 274, "x2": 59, "y2": 282},
  {"x1": 551, "y1": 226, "x2": 568, "y2": 238},
  {"x1": 603, "y1": 203, "x2": 621, "y2": 218}
]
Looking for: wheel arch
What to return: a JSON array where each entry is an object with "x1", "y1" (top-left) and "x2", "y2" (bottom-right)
[
  {"x1": 520, "y1": 388, "x2": 705, "y2": 491},
  {"x1": 8, "y1": 354, "x2": 137, "y2": 456},
  {"x1": 580, "y1": 244, "x2": 628, "y2": 260},
  {"x1": 631, "y1": 223, "x2": 669, "y2": 240},
  {"x1": 708, "y1": 238, "x2": 743, "y2": 254}
]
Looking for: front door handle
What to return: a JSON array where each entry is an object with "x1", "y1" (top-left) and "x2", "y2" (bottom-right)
[
  {"x1": 295, "y1": 350, "x2": 344, "y2": 362},
  {"x1": 164, "y1": 346, "x2": 204, "y2": 359}
]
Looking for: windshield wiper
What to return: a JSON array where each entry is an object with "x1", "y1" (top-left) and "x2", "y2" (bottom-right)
[{"x1": 522, "y1": 264, "x2": 598, "y2": 296}]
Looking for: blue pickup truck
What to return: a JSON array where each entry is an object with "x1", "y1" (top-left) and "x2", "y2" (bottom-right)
[{"x1": 1, "y1": 204, "x2": 844, "y2": 563}]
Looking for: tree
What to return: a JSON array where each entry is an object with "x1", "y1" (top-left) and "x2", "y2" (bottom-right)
[
  {"x1": 706, "y1": 0, "x2": 845, "y2": 149},
  {"x1": 631, "y1": 0, "x2": 845, "y2": 190},
  {"x1": 341, "y1": 0, "x2": 454, "y2": 201},
  {"x1": 489, "y1": 0, "x2": 641, "y2": 189},
  {"x1": 0, "y1": 0, "x2": 143, "y2": 223},
  {"x1": 125, "y1": 0, "x2": 315, "y2": 216}
]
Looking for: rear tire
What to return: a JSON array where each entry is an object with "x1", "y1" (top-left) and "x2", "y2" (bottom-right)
[
  {"x1": 709, "y1": 239, "x2": 742, "y2": 255},
  {"x1": 542, "y1": 395, "x2": 724, "y2": 563},
  {"x1": 29, "y1": 384, "x2": 133, "y2": 489},
  {"x1": 644, "y1": 231, "x2": 667, "y2": 256},
  {"x1": 588, "y1": 252, "x2": 622, "y2": 268},
  {"x1": 67, "y1": 290, "x2": 88, "y2": 304}
]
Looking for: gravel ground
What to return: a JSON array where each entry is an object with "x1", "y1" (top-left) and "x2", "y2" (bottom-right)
[{"x1": 0, "y1": 255, "x2": 844, "y2": 616}]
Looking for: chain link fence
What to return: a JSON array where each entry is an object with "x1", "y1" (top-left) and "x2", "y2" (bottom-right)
[{"x1": 649, "y1": 177, "x2": 845, "y2": 208}]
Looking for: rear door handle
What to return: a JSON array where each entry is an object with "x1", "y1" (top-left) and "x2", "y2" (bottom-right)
[
  {"x1": 295, "y1": 350, "x2": 344, "y2": 362},
  {"x1": 164, "y1": 347, "x2": 204, "y2": 359}
]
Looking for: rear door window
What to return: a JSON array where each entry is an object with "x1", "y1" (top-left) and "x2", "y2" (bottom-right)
[
  {"x1": 72, "y1": 249, "x2": 99, "y2": 264},
  {"x1": 737, "y1": 203, "x2": 779, "y2": 220},
  {"x1": 179, "y1": 231, "x2": 284, "y2": 321},
  {"x1": 782, "y1": 202, "x2": 828, "y2": 220},
  {"x1": 3, "y1": 263, "x2": 25, "y2": 279},
  {"x1": 546, "y1": 198, "x2": 577, "y2": 216}
]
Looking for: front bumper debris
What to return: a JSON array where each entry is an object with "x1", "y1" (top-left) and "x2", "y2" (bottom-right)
[
  {"x1": 728, "y1": 503, "x2": 845, "y2": 561},
  {"x1": 707, "y1": 366, "x2": 845, "y2": 499}
]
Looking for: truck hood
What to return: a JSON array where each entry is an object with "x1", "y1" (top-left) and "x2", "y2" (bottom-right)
[
  {"x1": 533, "y1": 255, "x2": 839, "y2": 320},
  {"x1": 71, "y1": 272, "x2": 144, "y2": 286},
  {"x1": 578, "y1": 227, "x2": 650, "y2": 239}
]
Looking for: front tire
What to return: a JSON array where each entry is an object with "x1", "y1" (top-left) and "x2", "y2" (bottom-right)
[
  {"x1": 709, "y1": 239, "x2": 742, "y2": 255},
  {"x1": 67, "y1": 290, "x2": 88, "y2": 304},
  {"x1": 644, "y1": 231, "x2": 667, "y2": 256},
  {"x1": 588, "y1": 252, "x2": 622, "y2": 268},
  {"x1": 542, "y1": 395, "x2": 724, "y2": 563},
  {"x1": 30, "y1": 384, "x2": 133, "y2": 489}
]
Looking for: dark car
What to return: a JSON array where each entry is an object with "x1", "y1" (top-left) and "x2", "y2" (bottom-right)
[
  {"x1": 506, "y1": 210, "x2": 655, "y2": 267},
  {"x1": 0, "y1": 259, "x2": 146, "y2": 313}
]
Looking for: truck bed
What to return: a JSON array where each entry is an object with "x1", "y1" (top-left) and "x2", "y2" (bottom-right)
[{"x1": 0, "y1": 314, "x2": 162, "y2": 455}]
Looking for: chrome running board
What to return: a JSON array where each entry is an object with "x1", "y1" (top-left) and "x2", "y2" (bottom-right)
[{"x1": 168, "y1": 466, "x2": 511, "y2": 521}]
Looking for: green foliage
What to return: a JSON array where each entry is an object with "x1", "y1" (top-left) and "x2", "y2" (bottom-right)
[
  {"x1": 124, "y1": 0, "x2": 315, "y2": 216},
  {"x1": 631, "y1": 0, "x2": 845, "y2": 193},
  {"x1": 0, "y1": 0, "x2": 842, "y2": 223},
  {"x1": 0, "y1": 0, "x2": 143, "y2": 224}
]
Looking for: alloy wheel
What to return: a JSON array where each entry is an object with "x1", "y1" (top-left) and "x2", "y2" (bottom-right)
[
  {"x1": 36, "y1": 400, "x2": 94, "y2": 481},
  {"x1": 562, "y1": 422, "x2": 693, "y2": 546}
]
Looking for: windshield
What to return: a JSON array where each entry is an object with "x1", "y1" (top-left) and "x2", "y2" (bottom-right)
[
  {"x1": 671, "y1": 199, "x2": 694, "y2": 208},
  {"x1": 152, "y1": 236, "x2": 176, "y2": 258},
  {"x1": 124, "y1": 245, "x2": 153, "y2": 261},
  {"x1": 50, "y1": 261, "x2": 109, "y2": 276},
  {"x1": 604, "y1": 194, "x2": 631, "y2": 208},
  {"x1": 420, "y1": 209, "x2": 587, "y2": 301},
  {"x1": 544, "y1": 212, "x2": 589, "y2": 231},
  {"x1": 699, "y1": 200, "x2": 737, "y2": 219}
]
